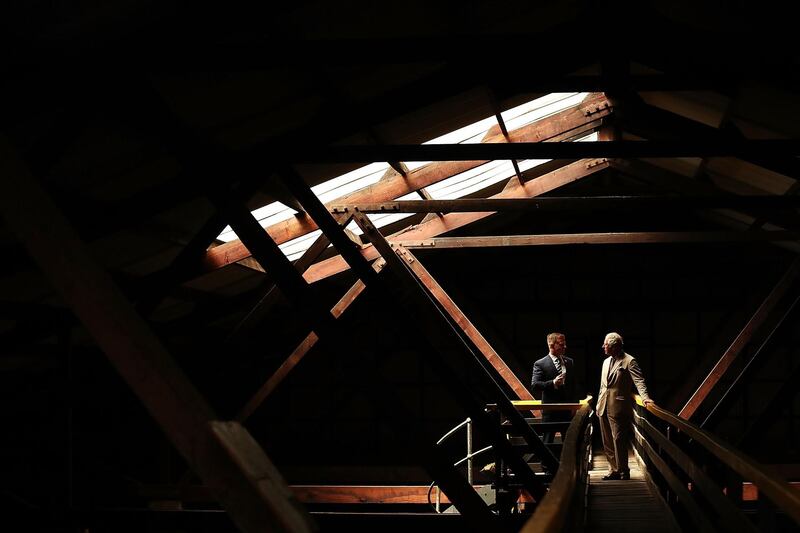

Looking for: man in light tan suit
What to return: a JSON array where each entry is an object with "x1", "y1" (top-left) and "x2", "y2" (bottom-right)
[{"x1": 597, "y1": 332, "x2": 653, "y2": 480}]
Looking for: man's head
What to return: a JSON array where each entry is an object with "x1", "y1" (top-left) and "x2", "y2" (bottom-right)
[
  {"x1": 547, "y1": 332, "x2": 566, "y2": 357},
  {"x1": 603, "y1": 332, "x2": 623, "y2": 357}
]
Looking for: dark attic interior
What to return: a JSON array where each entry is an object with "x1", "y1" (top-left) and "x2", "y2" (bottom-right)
[{"x1": 2, "y1": 2, "x2": 800, "y2": 532}]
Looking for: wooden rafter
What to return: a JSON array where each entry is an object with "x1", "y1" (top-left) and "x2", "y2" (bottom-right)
[
  {"x1": 201, "y1": 93, "x2": 612, "y2": 274},
  {"x1": 303, "y1": 158, "x2": 610, "y2": 284},
  {"x1": 351, "y1": 211, "x2": 557, "y2": 487},
  {"x1": 266, "y1": 138, "x2": 800, "y2": 164},
  {"x1": 610, "y1": 158, "x2": 800, "y2": 232},
  {"x1": 618, "y1": 95, "x2": 800, "y2": 180},
  {"x1": 397, "y1": 231, "x2": 800, "y2": 249},
  {"x1": 235, "y1": 259, "x2": 386, "y2": 423},
  {"x1": 0, "y1": 139, "x2": 314, "y2": 533},
  {"x1": 679, "y1": 257, "x2": 800, "y2": 420},
  {"x1": 229, "y1": 227, "x2": 336, "y2": 338},
  {"x1": 331, "y1": 195, "x2": 800, "y2": 214},
  {"x1": 396, "y1": 246, "x2": 535, "y2": 402},
  {"x1": 246, "y1": 168, "x2": 496, "y2": 519}
]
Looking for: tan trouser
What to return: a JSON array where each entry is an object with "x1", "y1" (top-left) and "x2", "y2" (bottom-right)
[{"x1": 599, "y1": 412, "x2": 632, "y2": 473}]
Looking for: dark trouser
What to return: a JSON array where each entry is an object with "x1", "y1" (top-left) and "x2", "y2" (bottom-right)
[
  {"x1": 599, "y1": 411, "x2": 632, "y2": 474},
  {"x1": 542, "y1": 411, "x2": 571, "y2": 445}
]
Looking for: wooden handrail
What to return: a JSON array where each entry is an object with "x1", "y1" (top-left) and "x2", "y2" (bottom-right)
[
  {"x1": 637, "y1": 396, "x2": 800, "y2": 525},
  {"x1": 520, "y1": 400, "x2": 594, "y2": 533}
]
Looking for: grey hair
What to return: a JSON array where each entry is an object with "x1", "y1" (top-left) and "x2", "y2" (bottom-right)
[{"x1": 605, "y1": 332, "x2": 623, "y2": 347}]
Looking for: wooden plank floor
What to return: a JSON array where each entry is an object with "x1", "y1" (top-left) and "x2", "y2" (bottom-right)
[{"x1": 586, "y1": 452, "x2": 680, "y2": 533}]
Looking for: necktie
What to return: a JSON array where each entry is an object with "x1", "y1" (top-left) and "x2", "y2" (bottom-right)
[{"x1": 554, "y1": 357, "x2": 562, "y2": 374}]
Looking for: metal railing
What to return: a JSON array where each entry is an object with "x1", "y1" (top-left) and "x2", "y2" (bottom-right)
[{"x1": 429, "y1": 417, "x2": 493, "y2": 512}]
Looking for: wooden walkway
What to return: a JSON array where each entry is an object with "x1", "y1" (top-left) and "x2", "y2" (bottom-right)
[{"x1": 586, "y1": 452, "x2": 680, "y2": 533}]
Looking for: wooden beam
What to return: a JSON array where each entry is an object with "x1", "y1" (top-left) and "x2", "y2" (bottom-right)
[
  {"x1": 292, "y1": 485, "x2": 453, "y2": 504},
  {"x1": 679, "y1": 257, "x2": 800, "y2": 420},
  {"x1": 0, "y1": 139, "x2": 314, "y2": 533},
  {"x1": 303, "y1": 158, "x2": 611, "y2": 283},
  {"x1": 223, "y1": 199, "x2": 338, "y2": 336},
  {"x1": 235, "y1": 260, "x2": 386, "y2": 423},
  {"x1": 396, "y1": 247, "x2": 534, "y2": 402},
  {"x1": 292, "y1": 485, "x2": 533, "y2": 505},
  {"x1": 229, "y1": 229, "x2": 333, "y2": 338},
  {"x1": 699, "y1": 291, "x2": 800, "y2": 430},
  {"x1": 135, "y1": 177, "x2": 267, "y2": 317},
  {"x1": 618, "y1": 95, "x2": 800, "y2": 180},
  {"x1": 263, "y1": 166, "x2": 497, "y2": 520},
  {"x1": 271, "y1": 139, "x2": 800, "y2": 164},
  {"x1": 352, "y1": 211, "x2": 557, "y2": 488},
  {"x1": 738, "y1": 354, "x2": 800, "y2": 448},
  {"x1": 332, "y1": 196, "x2": 800, "y2": 214},
  {"x1": 398, "y1": 231, "x2": 800, "y2": 249},
  {"x1": 202, "y1": 93, "x2": 612, "y2": 273},
  {"x1": 610, "y1": 158, "x2": 800, "y2": 232}
]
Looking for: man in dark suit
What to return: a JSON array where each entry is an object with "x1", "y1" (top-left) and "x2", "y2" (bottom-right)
[
  {"x1": 531, "y1": 332, "x2": 577, "y2": 444},
  {"x1": 597, "y1": 332, "x2": 653, "y2": 480}
]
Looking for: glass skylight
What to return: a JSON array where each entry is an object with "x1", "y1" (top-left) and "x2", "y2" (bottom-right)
[{"x1": 216, "y1": 92, "x2": 596, "y2": 262}]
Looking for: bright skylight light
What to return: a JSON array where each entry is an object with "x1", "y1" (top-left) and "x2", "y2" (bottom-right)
[{"x1": 216, "y1": 92, "x2": 595, "y2": 261}]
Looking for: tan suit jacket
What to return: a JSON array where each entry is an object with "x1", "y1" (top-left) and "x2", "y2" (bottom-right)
[{"x1": 597, "y1": 353, "x2": 650, "y2": 418}]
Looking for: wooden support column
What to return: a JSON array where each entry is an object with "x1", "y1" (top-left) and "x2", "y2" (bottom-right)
[
  {"x1": 395, "y1": 247, "x2": 534, "y2": 402},
  {"x1": 0, "y1": 139, "x2": 314, "y2": 533},
  {"x1": 680, "y1": 257, "x2": 800, "y2": 420}
]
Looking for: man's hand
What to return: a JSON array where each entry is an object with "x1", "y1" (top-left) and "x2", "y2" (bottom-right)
[
  {"x1": 553, "y1": 374, "x2": 565, "y2": 388},
  {"x1": 643, "y1": 399, "x2": 654, "y2": 408}
]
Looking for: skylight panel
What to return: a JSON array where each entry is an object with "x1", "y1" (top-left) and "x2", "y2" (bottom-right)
[
  {"x1": 426, "y1": 160, "x2": 508, "y2": 199},
  {"x1": 217, "y1": 201, "x2": 296, "y2": 243},
  {"x1": 280, "y1": 229, "x2": 323, "y2": 261},
  {"x1": 216, "y1": 93, "x2": 600, "y2": 258},
  {"x1": 311, "y1": 162, "x2": 390, "y2": 203},
  {"x1": 403, "y1": 93, "x2": 587, "y2": 173},
  {"x1": 502, "y1": 92, "x2": 587, "y2": 132}
]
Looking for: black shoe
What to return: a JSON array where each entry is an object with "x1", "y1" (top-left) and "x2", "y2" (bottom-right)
[
  {"x1": 601, "y1": 472, "x2": 622, "y2": 480},
  {"x1": 620, "y1": 472, "x2": 630, "y2": 480}
]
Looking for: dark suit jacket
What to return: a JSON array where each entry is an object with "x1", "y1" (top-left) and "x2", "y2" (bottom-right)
[{"x1": 531, "y1": 354, "x2": 577, "y2": 421}]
